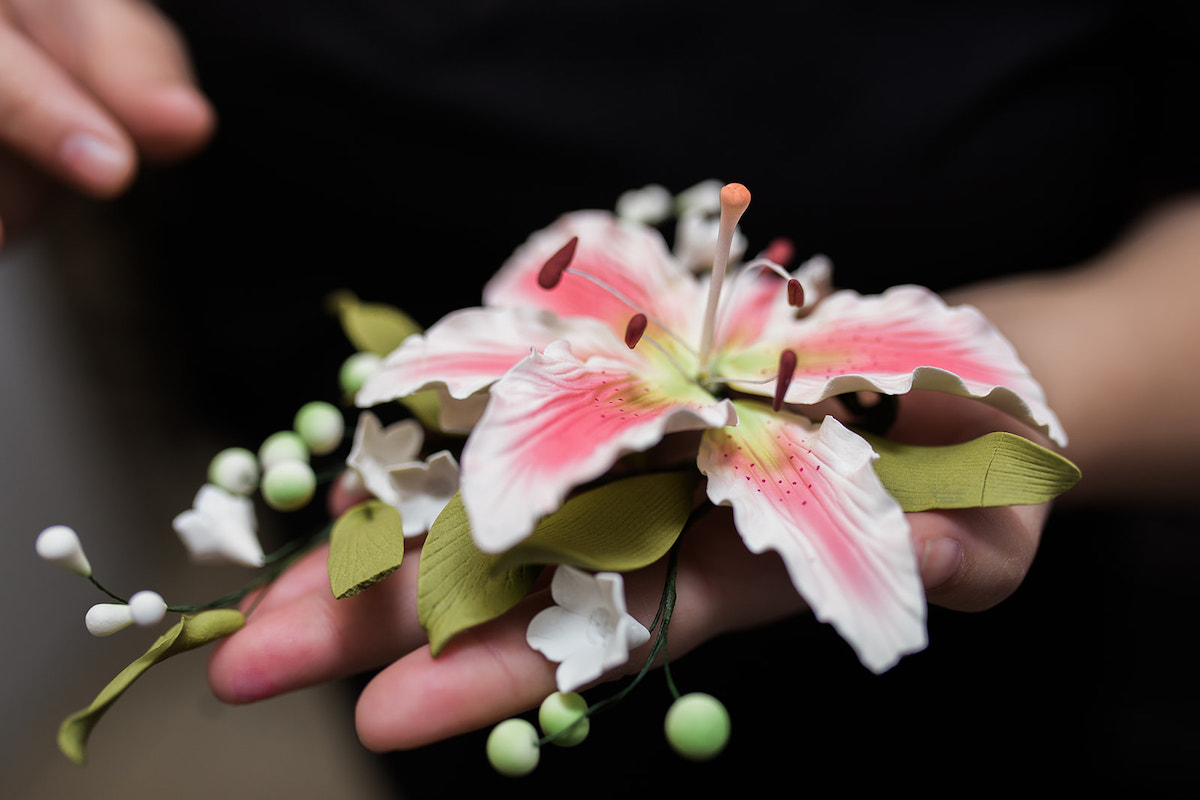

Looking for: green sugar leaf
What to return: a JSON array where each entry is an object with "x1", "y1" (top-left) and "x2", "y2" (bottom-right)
[
  {"x1": 858, "y1": 429, "x2": 1082, "y2": 512},
  {"x1": 328, "y1": 500, "x2": 407, "y2": 598},
  {"x1": 491, "y1": 470, "x2": 698, "y2": 574},
  {"x1": 418, "y1": 493, "x2": 541, "y2": 656},
  {"x1": 58, "y1": 609, "x2": 245, "y2": 765},
  {"x1": 418, "y1": 471, "x2": 697, "y2": 656},
  {"x1": 328, "y1": 290, "x2": 422, "y2": 356}
]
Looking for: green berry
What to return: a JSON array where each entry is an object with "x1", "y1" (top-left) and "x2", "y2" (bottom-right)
[
  {"x1": 339, "y1": 352, "x2": 382, "y2": 395},
  {"x1": 538, "y1": 691, "x2": 590, "y2": 747},
  {"x1": 664, "y1": 692, "x2": 730, "y2": 761},
  {"x1": 293, "y1": 401, "x2": 344, "y2": 455},
  {"x1": 207, "y1": 447, "x2": 259, "y2": 495},
  {"x1": 261, "y1": 460, "x2": 316, "y2": 511},
  {"x1": 486, "y1": 718, "x2": 540, "y2": 777},
  {"x1": 259, "y1": 430, "x2": 309, "y2": 470}
]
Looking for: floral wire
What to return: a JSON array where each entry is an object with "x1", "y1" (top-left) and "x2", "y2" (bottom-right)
[
  {"x1": 85, "y1": 521, "x2": 333, "y2": 613},
  {"x1": 167, "y1": 521, "x2": 333, "y2": 613}
]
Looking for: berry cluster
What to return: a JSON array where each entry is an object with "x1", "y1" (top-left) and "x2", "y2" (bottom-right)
[{"x1": 487, "y1": 690, "x2": 731, "y2": 778}]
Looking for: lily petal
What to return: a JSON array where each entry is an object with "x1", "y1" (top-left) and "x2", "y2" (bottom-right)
[
  {"x1": 461, "y1": 340, "x2": 736, "y2": 553},
  {"x1": 356, "y1": 306, "x2": 616, "y2": 431},
  {"x1": 698, "y1": 402, "x2": 926, "y2": 673},
  {"x1": 483, "y1": 211, "x2": 702, "y2": 337},
  {"x1": 721, "y1": 285, "x2": 1066, "y2": 445}
]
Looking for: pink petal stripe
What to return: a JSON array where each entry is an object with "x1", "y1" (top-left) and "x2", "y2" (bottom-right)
[
  {"x1": 699, "y1": 402, "x2": 926, "y2": 673},
  {"x1": 356, "y1": 306, "x2": 617, "y2": 409},
  {"x1": 484, "y1": 211, "x2": 702, "y2": 337},
  {"x1": 725, "y1": 286, "x2": 1066, "y2": 445},
  {"x1": 460, "y1": 342, "x2": 736, "y2": 554}
]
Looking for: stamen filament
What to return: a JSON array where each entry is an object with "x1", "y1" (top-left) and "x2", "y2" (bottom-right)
[
  {"x1": 698, "y1": 184, "x2": 751, "y2": 371},
  {"x1": 556, "y1": 263, "x2": 696, "y2": 356}
]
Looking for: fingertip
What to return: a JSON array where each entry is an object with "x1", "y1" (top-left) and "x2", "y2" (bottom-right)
[
  {"x1": 134, "y1": 84, "x2": 217, "y2": 161},
  {"x1": 918, "y1": 536, "x2": 963, "y2": 591},
  {"x1": 207, "y1": 632, "x2": 283, "y2": 705},
  {"x1": 58, "y1": 131, "x2": 136, "y2": 197}
]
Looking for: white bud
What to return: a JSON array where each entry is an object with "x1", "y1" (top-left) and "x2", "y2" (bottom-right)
[
  {"x1": 36, "y1": 525, "x2": 91, "y2": 577},
  {"x1": 128, "y1": 590, "x2": 168, "y2": 627},
  {"x1": 85, "y1": 603, "x2": 134, "y2": 637}
]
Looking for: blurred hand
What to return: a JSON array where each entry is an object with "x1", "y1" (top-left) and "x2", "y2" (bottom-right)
[{"x1": 0, "y1": 0, "x2": 214, "y2": 246}]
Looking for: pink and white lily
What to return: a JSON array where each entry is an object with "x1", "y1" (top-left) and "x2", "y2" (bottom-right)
[{"x1": 357, "y1": 184, "x2": 1064, "y2": 673}]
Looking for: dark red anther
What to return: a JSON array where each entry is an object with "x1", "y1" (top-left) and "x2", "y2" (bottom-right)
[
  {"x1": 537, "y1": 237, "x2": 579, "y2": 290},
  {"x1": 773, "y1": 350, "x2": 797, "y2": 412},
  {"x1": 624, "y1": 313, "x2": 648, "y2": 349},
  {"x1": 786, "y1": 279, "x2": 805, "y2": 308}
]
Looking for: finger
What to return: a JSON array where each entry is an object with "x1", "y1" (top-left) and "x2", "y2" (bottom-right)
[
  {"x1": 0, "y1": 0, "x2": 213, "y2": 198},
  {"x1": 909, "y1": 503, "x2": 1045, "y2": 612},
  {"x1": 355, "y1": 518, "x2": 804, "y2": 752},
  {"x1": 13, "y1": 0, "x2": 214, "y2": 160},
  {"x1": 0, "y1": 19, "x2": 133, "y2": 195},
  {"x1": 208, "y1": 549, "x2": 425, "y2": 704},
  {"x1": 355, "y1": 592, "x2": 558, "y2": 752}
]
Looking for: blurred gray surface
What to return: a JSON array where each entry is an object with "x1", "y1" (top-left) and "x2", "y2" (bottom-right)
[{"x1": 0, "y1": 220, "x2": 396, "y2": 799}]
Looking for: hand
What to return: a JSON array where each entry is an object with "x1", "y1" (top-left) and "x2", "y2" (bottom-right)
[
  {"x1": 0, "y1": 0, "x2": 214, "y2": 246},
  {"x1": 208, "y1": 390, "x2": 1053, "y2": 752}
]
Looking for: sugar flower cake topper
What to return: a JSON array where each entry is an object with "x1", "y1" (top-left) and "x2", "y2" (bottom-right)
[{"x1": 38, "y1": 181, "x2": 1079, "y2": 775}]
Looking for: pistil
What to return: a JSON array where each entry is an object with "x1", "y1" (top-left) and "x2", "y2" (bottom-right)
[{"x1": 697, "y1": 184, "x2": 751, "y2": 373}]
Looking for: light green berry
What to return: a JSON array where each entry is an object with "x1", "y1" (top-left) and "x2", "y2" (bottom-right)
[
  {"x1": 207, "y1": 447, "x2": 259, "y2": 495},
  {"x1": 664, "y1": 692, "x2": 730, "y2": 761},
  {"x1": 339, "y1": 352, "x2": 382, "y2": 395},
  {"x1": 259, "y1": 430, "x2": 309, "y2": 470},
  {"x1": 293, "y1": 401, "x2": 344, "y2": 455},
  {"x1": 538, "y1": 691, "x2": 590, "y2": 747},
  {"x1": 486, "y1": 718, "x2": 540, "y2": 777},
  {"x1": 261, "y1": 460, "x2": 316, "y2": 511}
]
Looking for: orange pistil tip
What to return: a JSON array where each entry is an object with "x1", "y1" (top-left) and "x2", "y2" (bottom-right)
[
  {"x1": 538, "y1": 236, "x2": 579, "y2": 290},
  {"x1": 719, "y1": 183, "x2": 751, "y2": 215}
]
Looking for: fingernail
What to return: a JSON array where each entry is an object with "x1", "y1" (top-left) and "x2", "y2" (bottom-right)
[
  {"x1": 919, "y1": 538, "x2": 963, "y2": 590},
  {"x1": 59, "y1": 133, "x2": 131, "y2": 192}
]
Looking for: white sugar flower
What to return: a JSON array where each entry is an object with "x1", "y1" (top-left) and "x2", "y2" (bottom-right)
[
  {"x1": 172, "y1": 484, "x2": 265, "y2": 567},
  {"x1": 526, "y1": 565, "x2": 651, "y2": 693},
  {"x1": 346, "y1": 411, "x2": 459, "y2": 536},
  {"x1": 36, "y1": 525, "x2": 91, "y2": 577}
]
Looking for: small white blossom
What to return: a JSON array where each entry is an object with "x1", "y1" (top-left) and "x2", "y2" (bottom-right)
[
  {"x1": 526, "y1": 565, "x2": 651, "y2": 693},
  {"x1": 346, "y1": 411, "x2": 459, "y2": 536},
  {"x1": 36, "y1": 525, "x2": 91, "y2": 577},
  {"x1": 172, "y1": 484, "x2": 265, "y2": 567}
]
